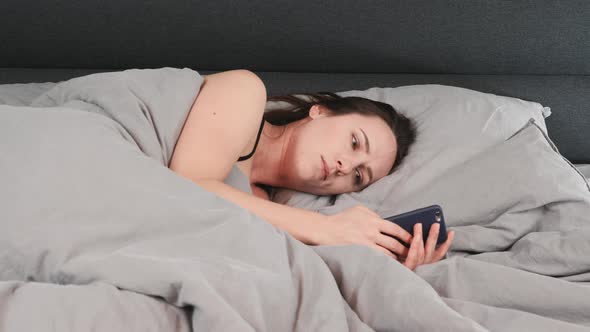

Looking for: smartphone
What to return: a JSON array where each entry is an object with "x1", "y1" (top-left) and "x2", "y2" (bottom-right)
[{"x1": 385, "y1": 205, "x2": 448, "y2": 246}]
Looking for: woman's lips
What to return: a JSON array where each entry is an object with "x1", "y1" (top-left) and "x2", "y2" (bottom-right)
[{"x1": 321, "y1": 156, "x2": 328, "y2": 181}]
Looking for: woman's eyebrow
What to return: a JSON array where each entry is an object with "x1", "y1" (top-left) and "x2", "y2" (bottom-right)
[
  {"x1": 359, "y1": 128, "x2": 373, "y2": 184},
  {"x1": 360, "y1": 128, "x2": 370, "y2": 154}
]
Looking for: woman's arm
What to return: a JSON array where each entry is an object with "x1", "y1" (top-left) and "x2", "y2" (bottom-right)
[
  {"x1": 169, "y1": 69, "x2": 266, "y2": 181},
  {"x1": 191, "y1": 179, "x2": 326, "y2": 244}
]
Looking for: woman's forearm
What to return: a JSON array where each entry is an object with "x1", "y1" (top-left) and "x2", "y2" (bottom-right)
[{"x1": 192, "y1": 179, "x2": 326, "y2": 245}]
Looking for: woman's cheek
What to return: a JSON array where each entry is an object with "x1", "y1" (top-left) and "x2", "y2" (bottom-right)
[{"x1": 332, "y1": 178, "x2": 351, "y2": 194}]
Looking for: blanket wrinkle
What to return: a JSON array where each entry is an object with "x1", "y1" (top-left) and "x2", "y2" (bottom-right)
[{"x1": 125, "y1": 82, "x2": 165, "y2": 160}]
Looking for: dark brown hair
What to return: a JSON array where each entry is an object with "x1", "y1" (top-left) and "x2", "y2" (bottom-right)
[{"x1": 265, "y1": 92, "x2": 416, "y2": 173}]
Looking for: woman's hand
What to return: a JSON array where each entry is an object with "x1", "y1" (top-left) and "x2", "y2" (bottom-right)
[
  {"x1": 401, "y1": 223, "x2": 455, "y2": 271},
  {"x1": 319, "y1": 205, "x2": 454, "y2": 270},
  {"x1": 320, "y1": 205, "x2": 414, "y2": 259}
]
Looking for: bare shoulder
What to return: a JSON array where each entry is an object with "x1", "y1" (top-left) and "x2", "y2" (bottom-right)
[
  {"x1": 169, "y1": 69, "x2": 267, "y2": 182},
  {"x1": 198, "y1": 70, "x2": 266, "y2": 121},
  {"x1": 202, "y1": 69, "x2": 266, "y2": 97}
]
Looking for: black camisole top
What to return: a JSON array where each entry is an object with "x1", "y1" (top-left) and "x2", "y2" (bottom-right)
[{"x1": 237, "y1": 118, "x2": 265, "y2": 162}]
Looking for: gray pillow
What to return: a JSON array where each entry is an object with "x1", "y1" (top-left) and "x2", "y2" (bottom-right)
[
  {"x1": 407, "y1": 120, "x2": 590, "y2": 277},
  {"x1": 575, "y1": 164, "x2": 590, "y2": 180},
  {"x1": 276, "y1": 85, "x2": 551, "y2": 215}
]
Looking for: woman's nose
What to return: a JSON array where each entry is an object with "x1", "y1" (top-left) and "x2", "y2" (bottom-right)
[{"x1": 336, "y1": 158, "x2": 353, "y2": 174}]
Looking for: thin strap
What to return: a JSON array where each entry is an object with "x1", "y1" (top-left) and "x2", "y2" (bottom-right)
[{"x1": 237, "y1": 118, "x2": 265, "y2": 162}]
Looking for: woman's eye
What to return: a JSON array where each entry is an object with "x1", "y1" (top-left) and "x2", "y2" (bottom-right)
[
  {"x1": 354, "y1": 169, "x2": 363, "y2": 186},
  {"x1": 352, "y1": 134, "x2": 359, "y2": 149}
]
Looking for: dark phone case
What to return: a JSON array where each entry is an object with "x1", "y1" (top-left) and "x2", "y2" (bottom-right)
[{"x1": 385, "y1": 205, "x2": 448, "y2": 245}]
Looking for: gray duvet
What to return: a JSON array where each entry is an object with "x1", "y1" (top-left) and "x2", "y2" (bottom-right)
[{"x1": 1, "y1": 68, "x2": 589, "y2": 331}]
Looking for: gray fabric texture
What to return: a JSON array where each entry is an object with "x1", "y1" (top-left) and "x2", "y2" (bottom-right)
[
  {"x1": 1, "y1": 68, "x2": 590, "y2": 331},
  {"x1": 0, "y1": 82, "x2": 57, "y2": 106},
  {"x1": 28, "y1": 68, "x2": 200, "y2": 167},
  {"x1": 0, "y1": 77, "x2": 252, "y2": 193},
  {"x1": 576, "y1": 164, "x2": 590, "y2": 180},
  {"x1": 0, "y1": 281, "x2": 191, "y2": 332},
  {"x1": 224, "y1": 166, "x2": 253, "y2": 194}
]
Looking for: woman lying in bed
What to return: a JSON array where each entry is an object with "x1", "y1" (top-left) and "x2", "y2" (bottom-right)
[{"x1": 169, "y1": 69, "x2": 455, "y2": 270}]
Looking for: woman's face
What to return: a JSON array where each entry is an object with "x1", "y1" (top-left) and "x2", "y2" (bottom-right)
[{"x1": 280, "y1": 105, "x2": 397, "y2": 195}]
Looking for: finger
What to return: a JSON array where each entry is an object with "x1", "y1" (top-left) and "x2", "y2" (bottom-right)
[
  {"x1": 424, "y1": 223, "x2": 440, "y2": 263},
  {"x1": 403, "y1": 224, "x2": 423, "y2": 271},
  {"x1": 402, "y1": 243, "x2": 416, "y2": 270},
  {"x1": 376, "y1": 234, "x2": 410, "y2": 257},
  {"x1": 431, "y1": 231, "x2": 453, "y2": 263},
  {"x1": 432, "y1": 230, "x2": 455, "y2": 262},
  {"x1": 379, "y1": 219, "x2": 413, "y2": 244},
  {"x1": 372, "y1": 244, "x2": 398, "y2": 260},
  {"x1": 415, "y1": 223, "x2": 425, "y2": 266}
]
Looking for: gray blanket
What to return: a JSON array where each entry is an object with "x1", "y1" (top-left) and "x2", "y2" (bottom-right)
[{"x1": 1, "y1": 68, "x2": 589, "y2": 331}]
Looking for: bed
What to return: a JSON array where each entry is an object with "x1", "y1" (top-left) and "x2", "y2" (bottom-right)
[{"x1": 1, "y1": 1, "x2": 590, "y2": 331}]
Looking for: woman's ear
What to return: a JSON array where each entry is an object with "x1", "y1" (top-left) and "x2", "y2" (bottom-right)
[{"x1": 309, "y1": 104, "x2": 327, "y2": 119}]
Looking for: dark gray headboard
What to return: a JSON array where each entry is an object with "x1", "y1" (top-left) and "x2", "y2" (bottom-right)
[{"x1": 2, "y1": 0, "x2": 589, "y2": 162}]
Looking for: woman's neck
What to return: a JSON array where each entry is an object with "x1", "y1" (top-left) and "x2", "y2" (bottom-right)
[{"x1": 250, "y1": 120, "x2": 301, "y2": 188}]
